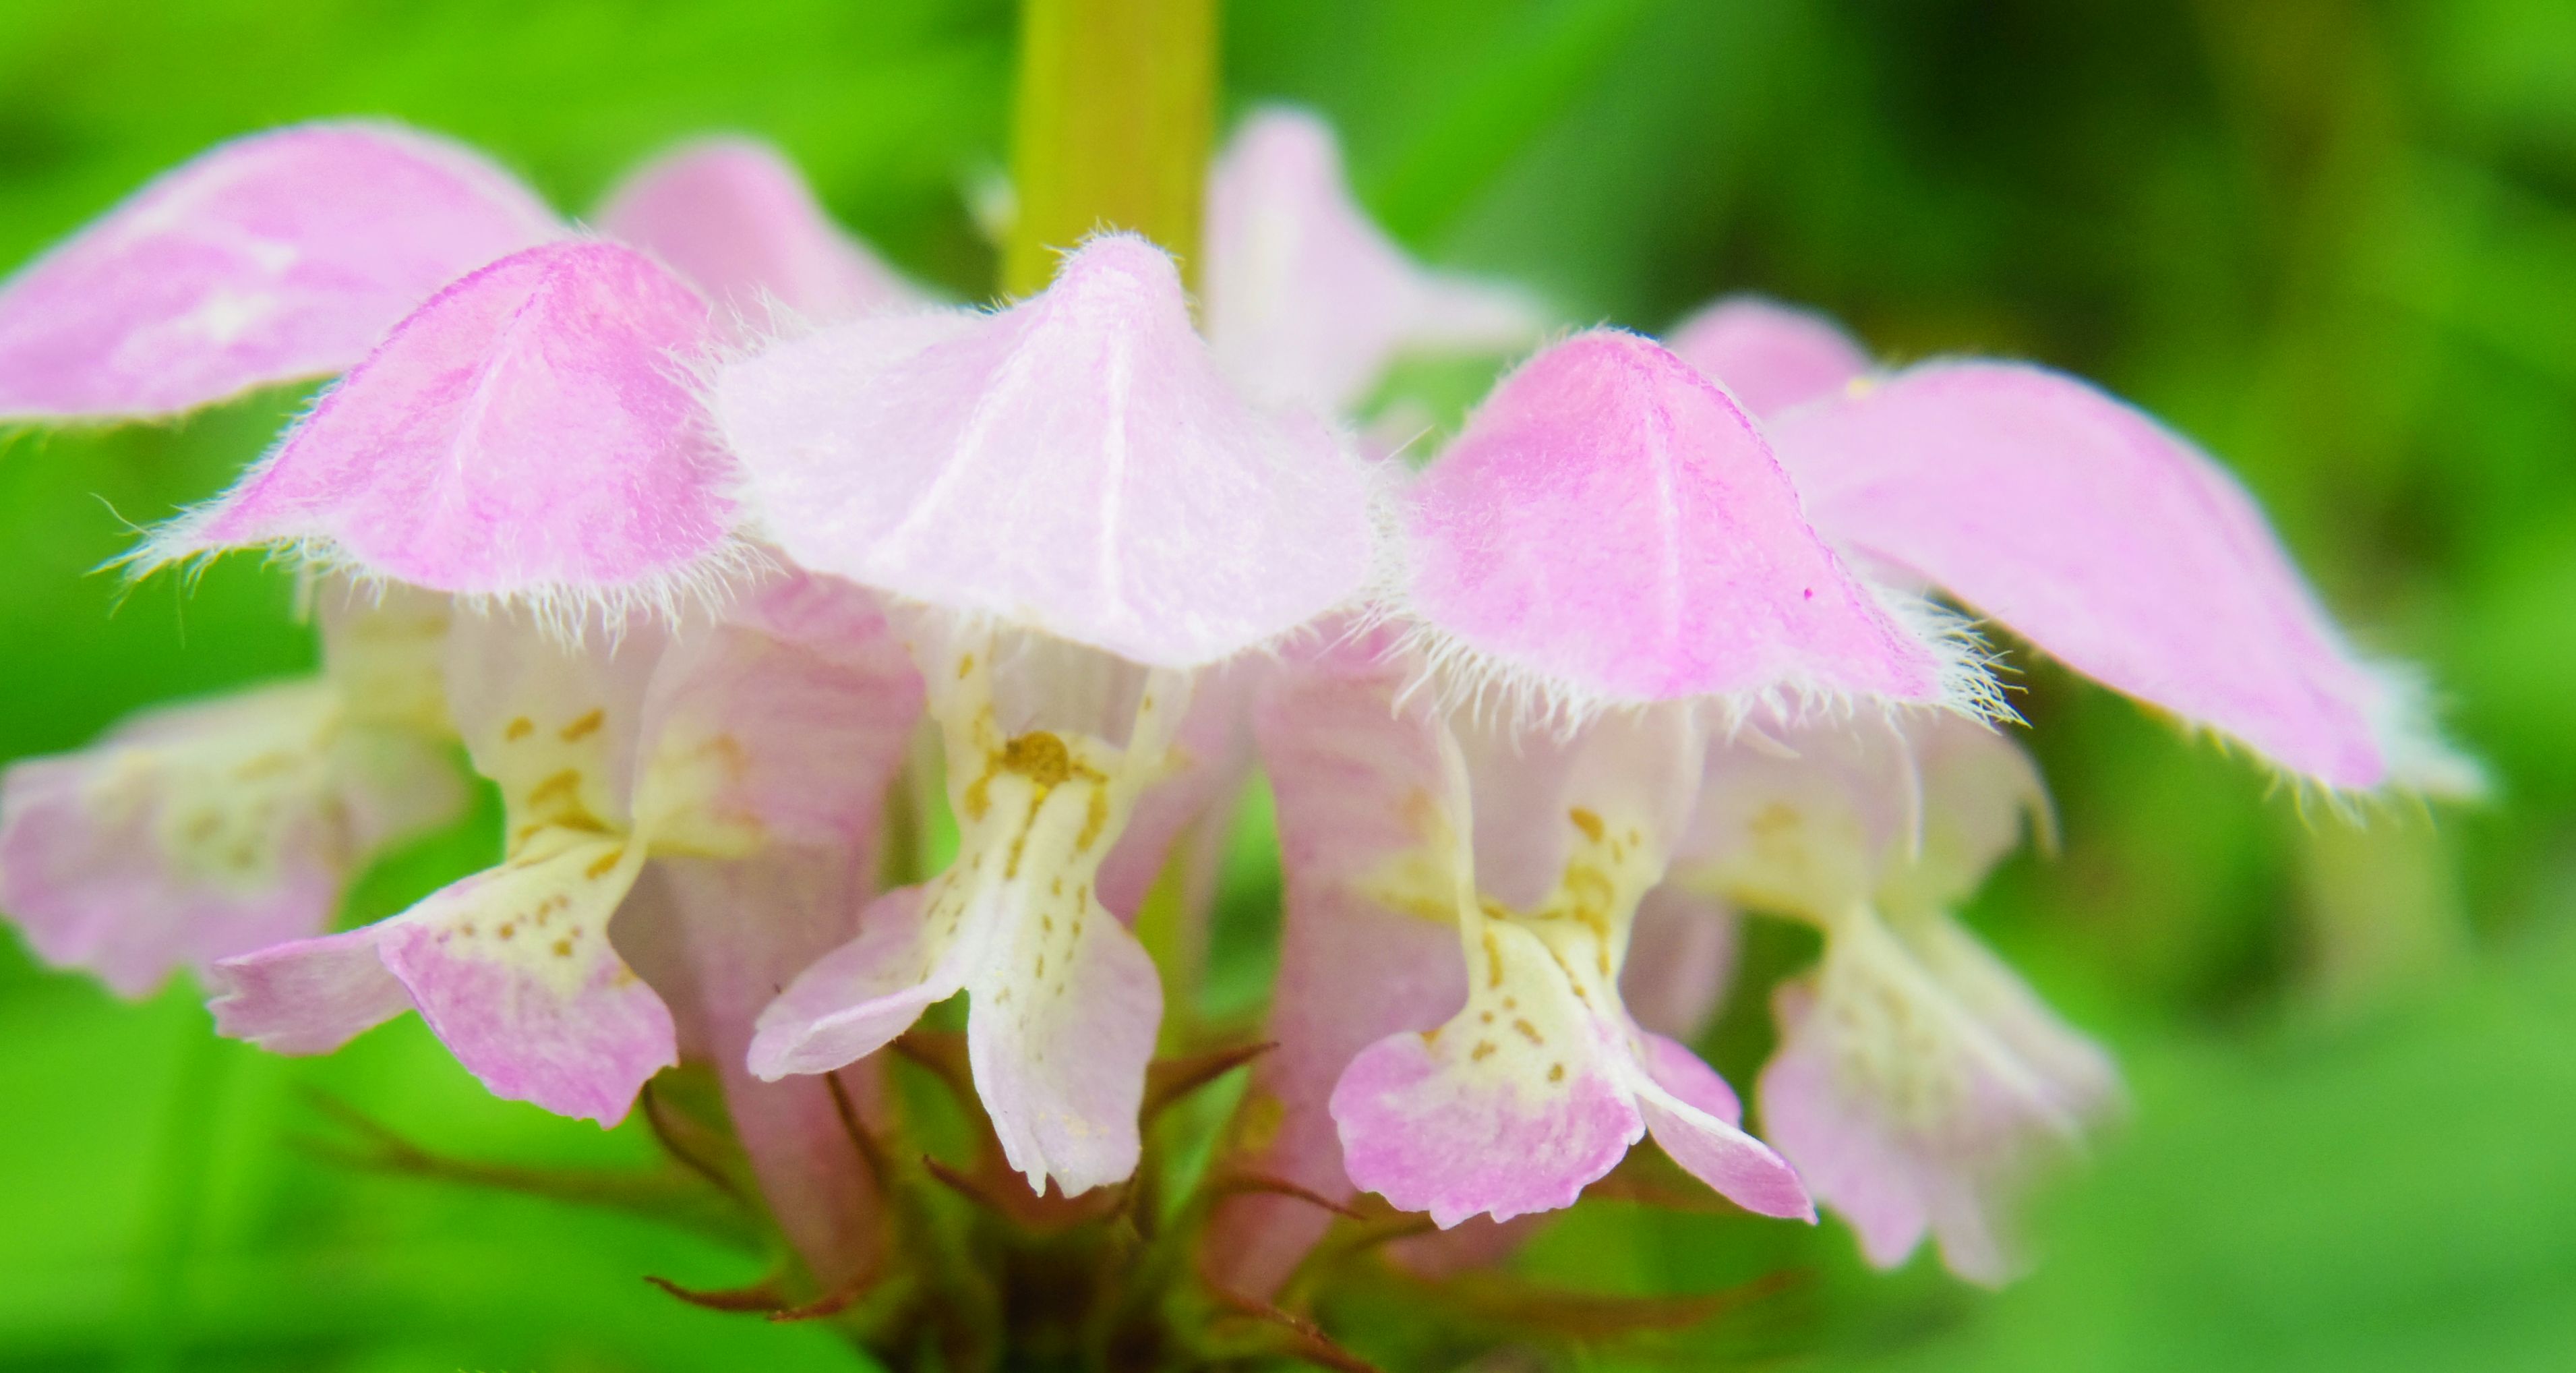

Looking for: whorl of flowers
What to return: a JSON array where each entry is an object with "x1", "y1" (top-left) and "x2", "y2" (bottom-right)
[{"x1": 0, "y1": 108, "x2": 2475, "y2": 1362}]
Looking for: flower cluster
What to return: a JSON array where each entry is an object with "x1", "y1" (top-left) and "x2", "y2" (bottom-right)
[{"x1": 0, "y1": 108, "x2": 2472, "y2": 1349}]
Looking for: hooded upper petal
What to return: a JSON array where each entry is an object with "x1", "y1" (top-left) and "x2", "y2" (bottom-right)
[
  {"x1": 597, "y1": 137, "x2": 925, "y2": 339},
  {"x1": 1663, "y1": 295, "x2": 1870, "y2": 420},
  {"x1": 1205, "y1": 108, "x2": 1541, "y2": 412},
  {"x1": 0, "y1": 121, "x2": 559, "y2": 421},
  {"x1": 1768, "y1": 361, "x2": 2474, "y2": 792},
  {"x1": 1405, "y1": 329, "x2": 1968, "y2": 709},
  {"x1": 141, "y1": 241, "x2": 733, "y2": 595},
  {"x1": 714, "y1": 233, "x2": 1374, "y2": 667}
]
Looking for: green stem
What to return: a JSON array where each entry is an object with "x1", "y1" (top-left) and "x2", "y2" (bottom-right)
[{"x1": 1004, "y1": 0, "x2": 1218, "y2": 297}]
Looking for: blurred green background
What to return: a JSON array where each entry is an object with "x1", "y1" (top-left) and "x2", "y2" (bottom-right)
[{"x1": 2, "y1": 1, "x2": 2572, "y2": 1369}]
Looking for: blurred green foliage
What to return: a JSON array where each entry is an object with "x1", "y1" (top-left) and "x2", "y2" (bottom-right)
[{"x1": 1, "y1": 1, "x2": 2571, "y2": 1369}]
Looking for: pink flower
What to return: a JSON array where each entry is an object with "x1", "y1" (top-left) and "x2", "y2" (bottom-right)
[
  {"x1": 1210, "y1": 327, "x2": 1993, "y2": 1289},
  {"x1": 1611, "y1": 294, "x2": 2480, "y2": 1280},
  {"x1": 0, "y1": 583, "x2": 462, "y2": 997},
  {"x1": 0, "y1": 121, "x2": 947, "y2": 1285},
  {"x1": 1204, "y1": 108, "x2": 1542, "y2": 412},
  {"x1": 717, "y1": 234, "x2": 1375, "y2": 1194},
  {"x1": 1669, "y1": 713, "x2": 2117, "y2": 1283},
  {"x1": 208, "y1": 575, "x2": 920, "y2": 1126},
  {"x1": 597, "y1": 136, "x2": 928, "y2": 342}
]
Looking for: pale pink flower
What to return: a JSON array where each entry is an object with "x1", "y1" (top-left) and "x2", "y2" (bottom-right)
[
  {"x1": 1617, "y1": 294, "x2": 2480, "y2": 1278},
  {"x1": 209, "y1": 575, "x2": 920, "y2": 1126},
  {"x1": 717, "y1": 234, "x2": 1374, "y2": 1195},
  {"x1": 597, "y1": 136, "x2": 928, "y2": 341},
  {"x1": 0, "y1": 583, "x2": 461, "y2": 997},
  {"x1": 1669, "y1": 713, "x2": 2116, "y2": 1283},
  {"x1": 0, "y1": 123, "x2": 940, "y2": 1284},
  {"x1": 1209, "y1": 327, "x2": 1993, "y2": 1289},
  {"x1": 1204, "y1": 108, "x2": 1542, "y2": 412}
]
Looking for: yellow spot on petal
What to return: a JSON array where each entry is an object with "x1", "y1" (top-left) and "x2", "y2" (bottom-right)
[
  {"x1": 1075, "y1": 788, "x2": 1109, "y2": 853},
  {"x1": 552, "y1": 937, "x2": 574, "y2": 958},
  {"x1": 1511, "y1": 1018, "x2": 1544, "y2": 1045},
  {"x1": 1568, "y1": 807, "x2": 1605, "y2": 844},
  {"x1": 233, "y1": 751, "x2": 297, "y2": 781},
  {"x1": 585, "y1": 847, "x2": 626, "y2": 880},
  {"x1": 559, "y1": 709, "x2": 605, "y2": 742},
  {"x1": 527, "y1": 769, "x2": 582, "y2": 808},
  {"x1": 1470, "y1": 1041, "x2": 1497, "y2": 1061},
  {"x1": 1000, "y1": 731, "x2": 1073, "y2": 786},
  {"x1": 1548, "y1": 1063, "x2": 1565, "y2": 1082},
  {"x1": 505, "y1": 717, "x2": 535, "y2": 742}
]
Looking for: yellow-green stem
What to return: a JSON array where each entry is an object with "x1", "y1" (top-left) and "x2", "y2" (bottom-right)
[{"x1": 1003, "y1": 0, "x2": 1216, "y2": 297}]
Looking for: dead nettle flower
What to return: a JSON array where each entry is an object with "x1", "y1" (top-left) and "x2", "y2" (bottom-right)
[
  {"x1": 1668, "y1": 711, "x2": 2110, "y2": 1285},
  {"x1": 202, "y1": 582, "x2": 913, "y2": 1101},
  {"x1": 0, "y1": 121, "x2": 934, "y2": 1287},
  {"x1": 596, "y1": 136, "x2": 932, "y2": 345},
  {"x1": 0, "y1": 582, "x2": 461, "y2": 997},
  {"x1": 1602, "y1": 295, "x2": 2488, "y2": 1281},
  {"x1": 1202, "y1": 107, "x2": 1542, "y2": 414},
  {"x1": 1203, "y1": 325, "x2": 1999, "y2": 1292},
  {"x1": 715, "y1": 231, "x2": 1379, "y2": 1196}
]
